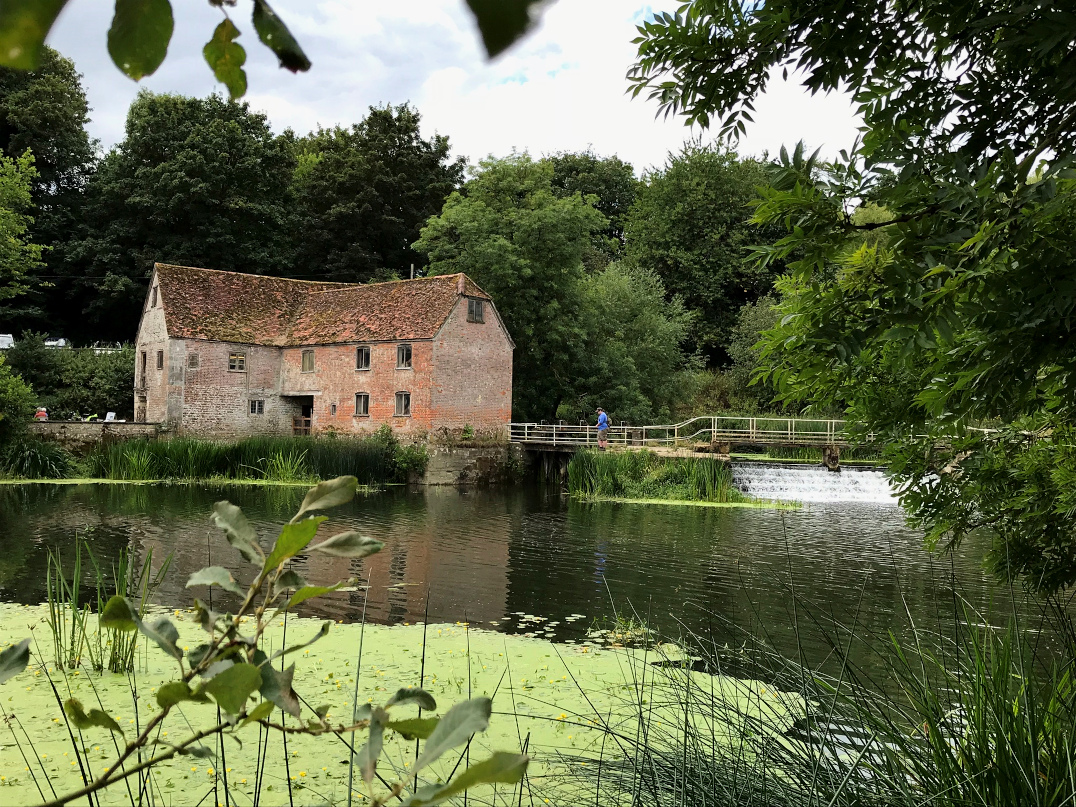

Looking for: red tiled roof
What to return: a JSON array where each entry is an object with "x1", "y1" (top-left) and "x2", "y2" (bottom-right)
[{"x1": 154, "y1": 264, "x2": 492, "y2": 346}]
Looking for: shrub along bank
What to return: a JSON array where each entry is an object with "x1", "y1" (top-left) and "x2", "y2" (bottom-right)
[
  {"x1": 0, "y1": 427, "x2": 428, "y2": 484},
  {"x1": 567, "y1": 449, "x2": 749, "y2": 503}
]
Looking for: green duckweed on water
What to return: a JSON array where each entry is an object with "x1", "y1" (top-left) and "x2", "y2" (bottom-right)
[{"x1": 0, "y1": 604, "x2": 803, "y2": 806}]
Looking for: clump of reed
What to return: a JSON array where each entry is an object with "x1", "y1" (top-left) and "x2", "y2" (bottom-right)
[
  {"x1": 84, "y1": 426, "x2": 423, "y2": 485},
  {"x1": 45, "y1": 539, "x2": 172, "y2": 673},
  {"x1": 567, "y1": 449, "x2": 748, "y2": 503},
  {"x1": 0, "y1": 436, "x2": 75, "y2": 479},
  {"x1": 573, "y1": 598, "x2": 1076, "y2": 807}
]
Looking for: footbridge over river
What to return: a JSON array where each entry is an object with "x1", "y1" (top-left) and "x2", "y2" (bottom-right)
[{"x1": 509, "y1": 416, "x2": 869, "y2": 472}]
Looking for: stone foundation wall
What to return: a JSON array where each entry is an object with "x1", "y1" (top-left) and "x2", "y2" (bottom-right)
[
  {"x1": 29, "y1": 421, "x2": 163, "y2": 453},
  {"x1": 421, "y1": 444, "x2": 521, "y2": 486}
]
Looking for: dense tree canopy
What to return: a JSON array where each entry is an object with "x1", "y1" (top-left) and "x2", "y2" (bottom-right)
[
  {"x1": 416, "y1": 154, "x2": 605, "y2": 420},
  {"x1": 632, "y1": 1, "x2": 1076, "y2": 590},
  {"x1": 0, "y1": 151, "x2": 43, "y2": 305},
  {"x1": 416, "y1": 154, "x2": 695, "y2": 423},
  {"x1": 0, "y1": 46, "x2": 95, "y2": 334},
  {"x1": 61, "y1": 92, "x2": 294, "y2": 342},
  {"x1": 290, "y1": 104, "x2": 465, "y2": 283},
  {"x1": 624, "y1": 144, "x2": 782, "y2": 364},
  {"x1": 546, "y1": 151, "x2": 638, "y2": 269}
]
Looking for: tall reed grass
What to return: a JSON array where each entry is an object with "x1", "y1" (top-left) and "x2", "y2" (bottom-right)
[
  {"x1": 573, "y1": 597, "x2": 1076, "y2": 807},
  {"x1": 45, "y1": 539, "x2": 172, "y2": 673},
  {"x1": 567, "y1": 449, "x2": 748, "y2": 503},
  {"x1": 84, "y1": 427, "x2": 422, "y2": 485}
]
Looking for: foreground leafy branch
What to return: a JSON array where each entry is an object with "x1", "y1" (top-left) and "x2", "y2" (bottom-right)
[{"x1": 1, "y1": 475, "x2": 527, "y2": 807}]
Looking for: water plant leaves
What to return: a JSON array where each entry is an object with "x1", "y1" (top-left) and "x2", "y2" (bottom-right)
[
  {"x1": 386, "y1": 688, "x2": 437, "y2": 711},
  {"x1": 211, "y1": 501, "x2": 262, "y2": 564},
  {"x1": 100, "y1": 596, "x2": 138, "y2": 632},
  {"x1": 264, "y1": 517, "x2": 325, "y2": 571},
  {"x1": 239, "y1": 700, "x2": 275, "y2": 729},
  {"x1": 138, "y1": 616, "x2": 182, "y2": 661},
  {"x1": 355, "y1": 707, "x2": 386, "y2": 785},
  {"x1": 269, "y1": 621, "x2": 331, "y2": 661},
  {"x1": 203, "y1": 17, "x2": 246, "y2": 99},
  {"x1": 107, "y1": 0, "x2": 174, "y2": 80},
  {"x1": 157, "y1": 681, "x2": 208, "y2": 709},
  {"x1": 0, "y1": 0, "x2": 70, "y2": 69},
  {"x1": 405, "y1": 752, "x2": 529, "y2": 806},
  {"x1": 386, "y1": 716, "x2": 440, "y2": 740},
  {"x1": 252, "y1": 0, "x2": 310, "y2": 72},
  {"x1": 310, "y1": 531, "x2": 383, "y2": 558},
  {"x1": 279, "y1": 583, "x2": 351, "y2": 613},
  {"x1": 64, "y1": 698, "x2": 123, "y2": 734},
  {"x1": 203, "y1": 659, "x2": 235, "y2": 680},
  {"x1": 257, "y1": 656, "x2": 300, "y2": 718},
  {"x1": 463, "y1": 0, "x2": 540, "y2": 58},
  {"x1": 187, "y1": 566, "x2": 245, "y2": 596},
  {"x1": 413, "y1": 697, "x2": 492, "y2": 773},
  {"x1": 188, "y1": 643, "x2": 212, "y2": 668},
  {"x1": 193, "y1": 599, "x2": 222, "y2": 633},
  {"x1": 0, "y1": 638, "x2": 30, "y2": 685},
  {"x1": 202, "y1": 662, "x2": 260, "y2": 715},
  {"x1": 292, "y1": 476, "x2": 357, "y2": 522}
]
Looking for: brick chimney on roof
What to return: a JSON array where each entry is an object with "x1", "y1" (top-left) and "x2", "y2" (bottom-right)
[{"x1": 457, "y1": 274, "x2": 465, "y2": 295}]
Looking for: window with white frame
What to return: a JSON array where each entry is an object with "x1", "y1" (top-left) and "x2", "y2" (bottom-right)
[
  {"x1": 395, "y1": 392, "x2": 411, "y2": 417},
  {"x1": 301, "y1": 350, "x2": 315, "y2": 373},
  {"x1": 356, "y1": 345, "x2": 370, "y2": 370},
  {"x1": 396, "y1": 343, "x2": 412, "y2": 369},
  {"x1": 229, "y1": 352, "x2": 246, "y2": 372},
  {"x1": 355, "y1": 393, "x2": 369, "y2": 416},
  {"x1": 249, "y1": 400, "x2": 264, "y2": 415}
]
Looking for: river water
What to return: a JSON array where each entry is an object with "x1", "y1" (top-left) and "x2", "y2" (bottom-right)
[{"x1": 0, "y1": 466, "x2": 1054, "y2": 669}]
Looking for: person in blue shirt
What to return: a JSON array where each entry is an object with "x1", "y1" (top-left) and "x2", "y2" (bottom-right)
[{"x1": 596, "y1": 407, "x2": 609, "y2": 450}]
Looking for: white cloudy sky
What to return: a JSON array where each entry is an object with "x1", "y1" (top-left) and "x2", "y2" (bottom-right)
[{"x1": 47, "y1": 0, "x2": 861, "y2": 174}]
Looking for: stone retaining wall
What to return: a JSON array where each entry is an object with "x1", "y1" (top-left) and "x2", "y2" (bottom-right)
[
  {"x1": 28, "y1": 421, "x2": 163, "y2": 453},
  {"x1": 421, "y1": 444, "x2": 521, "y2": 485}
]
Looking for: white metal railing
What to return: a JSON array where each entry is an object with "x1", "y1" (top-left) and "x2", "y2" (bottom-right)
[{"x1": 508, "y1": 416, "x2": 869, "y2": 448}]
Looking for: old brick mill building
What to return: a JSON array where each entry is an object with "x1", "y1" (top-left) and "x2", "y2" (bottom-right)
[{"x1": 134, "y1": 264, "x2": 514, "y2": 437}]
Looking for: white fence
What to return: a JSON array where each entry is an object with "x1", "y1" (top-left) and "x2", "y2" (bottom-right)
[{"x1": 508, "y1": 416, "x2": 866, "y2": 448}]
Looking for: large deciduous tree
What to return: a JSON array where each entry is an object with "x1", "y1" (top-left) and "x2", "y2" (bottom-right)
[
  {"x1": 0, "y1": 46, "x2": 95, "y2": 334},
  {"x1": 62, "y1": 92, "x2": 294, "y2": 342},
  {"x1": 545, "y1": 150, "x2": 639, "y2": 269},
  {"x1": 623, "y1": 144, "x2": 782, "y2": 365},
  {"x1": 0, "y1": 151, "x2": 44, "y2": 305},
  {"x1": 415, "y1": 154, "x2": 605, "y2": 420},
  {"x1": 631, "y1": 1, "x2": 1076, "y2": 590},
  {"x1": 289, "y1": 104, "x2": 465, "y2": 282}
]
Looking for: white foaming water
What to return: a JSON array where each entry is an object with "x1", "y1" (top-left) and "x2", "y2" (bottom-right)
[{"x1": 733, "y1": 463, "x2": 896, "y2": 504}]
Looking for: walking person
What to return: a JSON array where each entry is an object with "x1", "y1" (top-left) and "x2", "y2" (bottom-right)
[{"x1": 596, "y1": 407, "x2": 609, "y2": 451}]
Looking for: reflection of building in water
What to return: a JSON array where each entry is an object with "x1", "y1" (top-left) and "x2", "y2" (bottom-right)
[{"x1": 38, "y1": 485, "x2": 518, "y2": 626}]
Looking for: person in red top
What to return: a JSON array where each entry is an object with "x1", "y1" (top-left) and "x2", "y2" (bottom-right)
[{"x1": 33, "y1": 407, "x2": 48, "y2": 421}]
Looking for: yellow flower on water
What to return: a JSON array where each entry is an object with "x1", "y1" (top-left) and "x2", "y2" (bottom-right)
[
  {"x1": 557, "y1": 713, "x2": 566, "y2": 720},
  {"x1": 191, "y1": 767, "x2": 197, "y2": 772},
  {"x1": 299, "y1": 771, "x2": 307, "y2": 777}
]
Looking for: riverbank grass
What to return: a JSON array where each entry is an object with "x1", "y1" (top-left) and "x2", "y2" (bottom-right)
[{"x1": 567, "y1": 448, "x2": 798, "y2": 507}]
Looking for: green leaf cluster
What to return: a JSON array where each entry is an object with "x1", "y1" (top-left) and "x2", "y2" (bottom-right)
[{"x1": 630, "y1": 1, "x2": 1076, "y2": 589}]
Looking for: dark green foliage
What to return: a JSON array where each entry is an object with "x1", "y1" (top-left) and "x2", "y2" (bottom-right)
[
  {"x1": 546, "y1": 150, "x2": 639, "y2": 269},
  {"x1": 630, "y1": 2, "x2": 1076, "y2": 590},
  {"x1": 0, "y1": 352, "x2": 34, "y2": 441},
  {"x1": 5, "y1": 333, "x2": 134, "y2": 419},
  {"x1": 726, "y1": 295, "x2": 779, "y2": 411},
  {"x1": 0, "y1": 435, "x2": 73, "y2": 478},
  {"x1": 84, "y1": 429, "x2": 424, "y2": 485},
  {"x1": 0, "y1": 46, "x2": 94, "y2": 332},
  {"x1": 416, "y1": 154, "x2": 606, "y2": 420},
  {"x1": 567, "y1": 449, "x2": 746, "y2": 503},
  {"x1": 289, "y1": 104, "x2": 465, "y2": 283},
  {"x1": 60, "y1": 92, "x2": 294, "y2": 342},
  {"x1": 623, "y1": 143, "x2": 785, "y2": 364}
]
